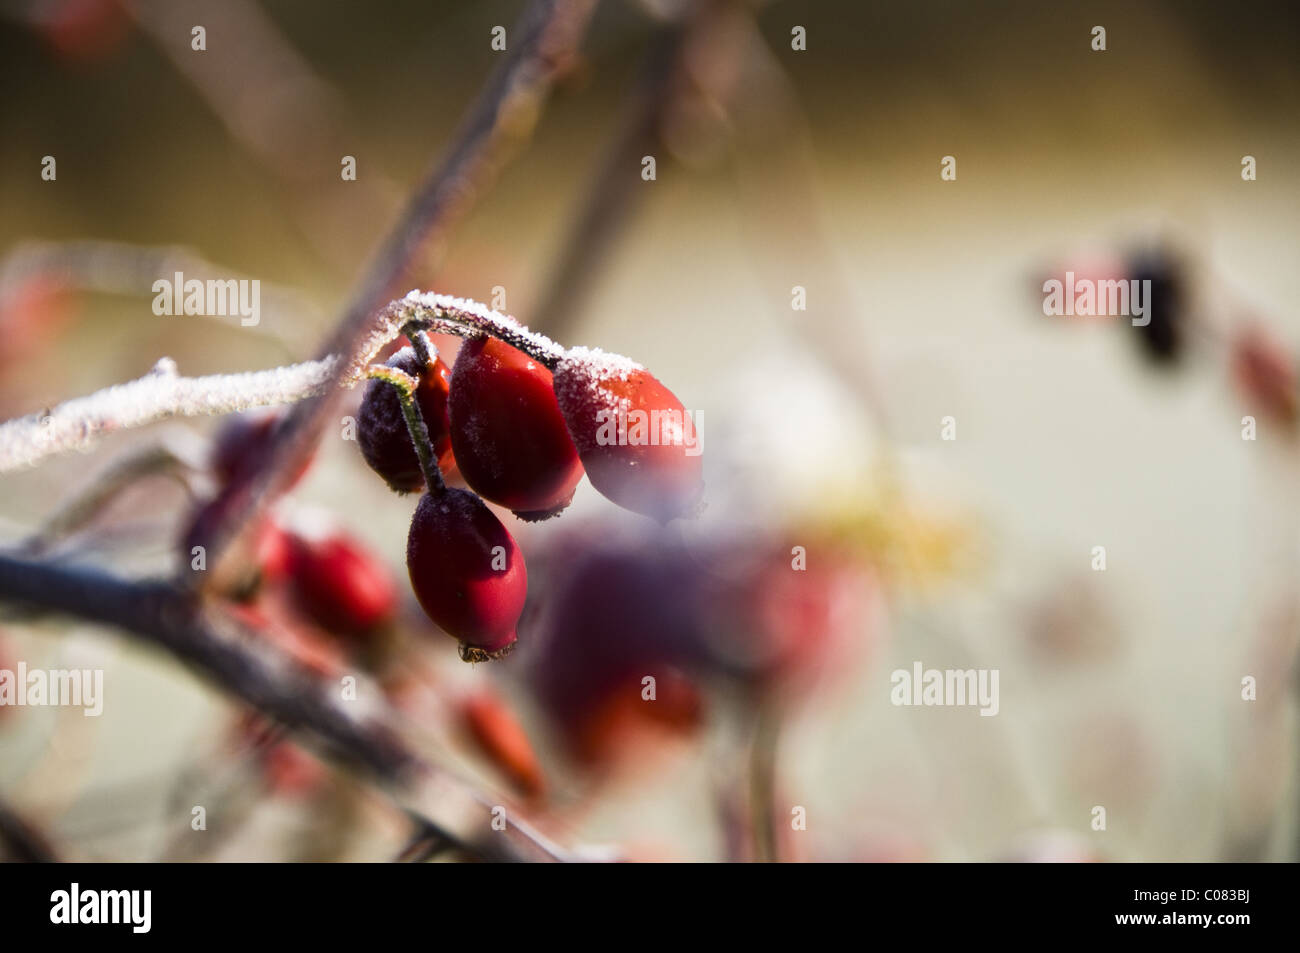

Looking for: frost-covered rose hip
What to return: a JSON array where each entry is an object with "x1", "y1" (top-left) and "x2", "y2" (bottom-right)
[
  {"x1": 357, "y1": 346, "x2": 454, "y2": 492},
  {"x1": 406, "y1": 488, "x2": 527, "y2": 661},
  {"x1": 448, "y1": 336, "x2": 584, "y2": 521},
  {"x1": 552, "y1": 349, "x2": 703, "y2": 522}
]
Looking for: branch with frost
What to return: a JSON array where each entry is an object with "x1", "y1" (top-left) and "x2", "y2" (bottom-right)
[
  {"x1": 0, "y1": 356, "x2": 338, "y2": 474},
  {"x1": 346, "y1": 291, "x2": 568, "y2": 383},
  {"x1": 0, "y1": 285, "x2": 633, "y2": 477}
]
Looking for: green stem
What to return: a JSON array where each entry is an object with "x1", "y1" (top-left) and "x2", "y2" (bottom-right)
[{"x1": 365, "y1": 365, "x2": 446, "y2": 496}]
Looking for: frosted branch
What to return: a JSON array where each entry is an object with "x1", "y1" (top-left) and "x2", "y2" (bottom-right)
[
  {"x1": 344, "y1": 291, "x2": 568, "y2": 385},
  {"x1": 0, "y1": 356, "x2": 339, "y2": 474}
]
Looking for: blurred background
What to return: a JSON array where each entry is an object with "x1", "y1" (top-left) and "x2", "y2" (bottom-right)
[{"x1": 1, "y1": 0, "x2": 1299, "y2": 861}]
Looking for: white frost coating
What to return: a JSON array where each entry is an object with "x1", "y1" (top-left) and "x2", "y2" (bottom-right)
[
  {"x1": 403, "y1": 290, "x2": 566, "y2": 361},
  {"x1": 551, "y1": 348, "x2": 646, "y2": 453},
  {"x1": 0, "y1": 356, "x2": 338, "y2": 474},
  {"x1": 557, "y1": 346, "x2": 642, "y2": 381}
]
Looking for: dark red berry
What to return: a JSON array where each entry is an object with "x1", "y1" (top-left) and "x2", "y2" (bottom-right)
[
  {"x1": 285, "y1": 530, "x2": 398, "y2": 636},
  {"x1": 552, "y1": 350, "x2": 703, "y2": 522},
  {"x1": 448, "y1": 336, "x2": 583, "y2": 521},
  {"x1": 357, "y1": 346, "x2": 454, "y2": 492},
  {"x1": 406, "y1": 488, "x2": 527, "y2": 661},
  {"x1": 211, "y1": 409, "x2": 313, "y2": 489}
]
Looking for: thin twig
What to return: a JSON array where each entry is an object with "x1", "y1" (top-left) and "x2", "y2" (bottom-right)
[
  {"x1": 204, "y1": 0, "x2": 600, "y2": 588},
  {"x1": 0, "y1": 800, "x2": 59, "y2": 863},
  {"x1": 0, "y1": 356, "x2": 338, "y2": 474},
  {"x1": 529, "y1": 6, "x2": 704, "y2": 337}
]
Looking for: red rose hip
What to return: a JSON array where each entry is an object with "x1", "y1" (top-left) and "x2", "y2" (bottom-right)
[
  {"x1": 448, "y1": 336, "x2": 584, "y2": 521},
  {"x1": 357, "y1": 346, "x2": 454, "y2": 492},
  {"x1": 552, "y1": 349, "x2": 703, "y2": 522},
  {"x1": 407, "y1": 488, "x2": 527, "y2": 661},
  {"x1": 212, "y1": 409, "x2": 314, "y2": 490},
  {"x1": 285, "y1": 530, "x2": 398, "y2": 636}
]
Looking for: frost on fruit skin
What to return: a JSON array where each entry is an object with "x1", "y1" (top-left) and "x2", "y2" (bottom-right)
[
  {"x1": 357, "y1": 347, "x2": 453, "y2": 493},
  {"x1": 448, "y1": 336, "x2": 584, "y2": 521},
  {"x1": 406, "y1": 488, "x2": 527, "y2": 659},
  {"x1": 552, "y1": 353, "x2": 704, "y2": 523}
]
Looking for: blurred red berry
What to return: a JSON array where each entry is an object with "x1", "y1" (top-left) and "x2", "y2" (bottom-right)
[
  {"x1": 211, "y1": 409, "x2": 314, "y2": 490},
  {"x1": 37, "y1": 0, "x2": 129, "y2": 64},
  {"x1": 358, "y1": 345, "x2": 454, "y2": 492},
  {"x1": 459, "y1": 690, "x2": 546, "y2": 797},
  {"x1": 573, "y1": 668, "x2": 703, "y2": 766},
  {"x1": 285, "y1": 530, "x2": 398, "y2": 637},
  {"x1": 553, "y1": 351, "x2": 703, "y2": 522},
  {"x1": 0, "y1": 275, "x2": 75, "y2": 370},
  {"x1": 406, "y1": 488, "x2": 527, "y2": 661},
  {"x1": 448, "y1": 336, "x2": 584, "y2": 521},
  {"x1": 1231, "y1": 325, "x2": 1296, "y2": 426}
]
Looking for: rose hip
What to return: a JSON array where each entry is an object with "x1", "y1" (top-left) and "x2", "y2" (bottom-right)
[
  {"x1": 406, "y1": 488, "x2": 527, "y2": 661},
  {"x1": 357, "y1": 346, "x2": 454, "y2": 492},
  {"x1": 448, "y1": 336, "x2": 584, "y2": 521},
  {"x1": 552, "y1": 350, "x2": 703, "y2": 522}
]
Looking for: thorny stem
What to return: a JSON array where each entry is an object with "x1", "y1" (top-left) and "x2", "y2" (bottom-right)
[{"x1": 364, "y1": 364, "x2": 446, "y2": 496}]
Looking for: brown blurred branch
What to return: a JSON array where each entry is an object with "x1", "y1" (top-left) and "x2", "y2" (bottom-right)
[
  {"x1": 0, "y1": 800, "x2": 58, "y2": 863},
  {"x1": 0, "y1": 550, "x2": 574, "y2": 862},
  {"x1": 204, "y1": 0, "x2": 600, "y2": 592},
  {"x1": 529, "y1": 6, "x2": 703, "y2": 337}
]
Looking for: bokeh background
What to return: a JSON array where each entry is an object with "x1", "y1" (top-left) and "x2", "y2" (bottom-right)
[{"x1": 1, "y1": 0, "x2": 1299, "y2": 861}]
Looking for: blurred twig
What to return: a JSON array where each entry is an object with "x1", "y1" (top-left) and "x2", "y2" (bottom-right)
[
  {"x1": 204, "y1": 0, "x2": 600, "y2": 590},
  {"x1": 0, "y1": 550, "x2": 576, "y2": 862},
  {"x1": 529, "y1": 4, "x2": 706, "y2": 337},
  {"x1": 0, "y1": 800, "x2": 59, "y2": 863}
]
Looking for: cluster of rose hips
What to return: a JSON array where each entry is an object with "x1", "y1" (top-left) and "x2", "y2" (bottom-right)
[
  {"x1": 356, "y1": 314, "x2": 703, "y2": 662},
  {"x1": 184, "y1": 408, "x2": 399, "y2": 647}
]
